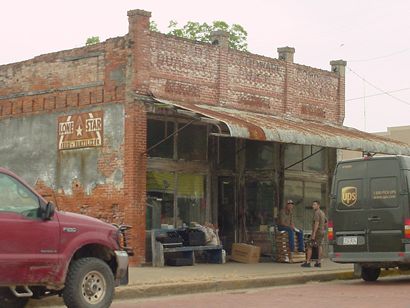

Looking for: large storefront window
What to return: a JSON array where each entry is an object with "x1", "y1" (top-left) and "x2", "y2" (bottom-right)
[
  {"x1": 147, "y1": 119, "x2": 175, "y2": 158},
  {"x1": 146, "y1": 172, "x2": 175, "y2": 229},
  {"x1": 177, "y1": 174, "x2": 206, "y2": 225},
  {"x1": 177, "y1": 123, "x2": 207, "y2": 161},
  {"x1": 245, "y1": 179, "x2": 274, "y2": 231},
  {"x1": 285, "y1": 145, "x2": 325, "y2": 172},
  {"x1": 218, "y1": 138, "x2": 236, "y2": 170},
  {"x1": 146, "y1": 171, "x2": 207, "y2": 229},
  {"x1": 284, "y1": 180, "x2": 327, "y2": 231},
  {"x1": 246, "y1": 140, "x2": 274, "y2": 170},
  {"x1": 147, "y1": 118, "x2": 208, "y2": 161}
]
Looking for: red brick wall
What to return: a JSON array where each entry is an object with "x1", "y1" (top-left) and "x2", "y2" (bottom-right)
[
  {"x1": 0, "y1": 37, "x2": 127, "y2": 119},
  {"x1": 147, "y1": 24, "x2": 342, "y2": 124}
]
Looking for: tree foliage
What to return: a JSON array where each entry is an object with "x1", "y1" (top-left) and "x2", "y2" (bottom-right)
[
  {"x1": 150, "y1": 20, "x2": 248, "y2": 51},
  {"x1": 85, "y1": 36, "x2": 100, "y2": 46}
]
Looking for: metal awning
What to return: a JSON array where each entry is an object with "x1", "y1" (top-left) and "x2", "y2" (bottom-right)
[{"x1": 151, "y1": 98, "x2": 410, "y2": 155}]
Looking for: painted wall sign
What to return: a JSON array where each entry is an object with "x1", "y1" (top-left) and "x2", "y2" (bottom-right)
[{"x1": 58, "y1": 111, "x2": 103, "y2": 150}]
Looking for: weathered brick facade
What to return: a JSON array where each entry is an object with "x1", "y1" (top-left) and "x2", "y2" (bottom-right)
[{"x1": 0, "y1": 9, "x2": 345, "y2": 265}]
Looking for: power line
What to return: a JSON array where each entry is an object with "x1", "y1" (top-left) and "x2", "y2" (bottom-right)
[
  {"x1": 347, "y1": 66, "x2": 410, "y2": 107},
  {"x1": 348, "y1": 47, "x2": 410, "y2": 63},
  {"x1": 346, "y1": 87, "x2": 410, "y2": 102}
]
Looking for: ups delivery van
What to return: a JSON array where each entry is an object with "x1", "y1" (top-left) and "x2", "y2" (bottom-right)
[{"x1": 328, "y1": 155, "x2": 410, "y2": 281}]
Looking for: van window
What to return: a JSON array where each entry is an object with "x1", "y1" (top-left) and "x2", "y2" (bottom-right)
[{"x1": 370, "y1": 177, "x2": 398, "y2": 208}]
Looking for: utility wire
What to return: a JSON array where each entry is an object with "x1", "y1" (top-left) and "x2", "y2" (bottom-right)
[
  {"x1": 347, "y1": 66, "x2": 410, "y2": 107},
  {"x1": 346, "y1": 87, "x2": 410, "y2": 102},
  {"x1": 348, "y1": 48, "x2": 410, "y2": 63}
]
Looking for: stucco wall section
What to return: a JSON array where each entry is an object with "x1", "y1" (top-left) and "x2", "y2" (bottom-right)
[{"x1": 0, "y1": 104, "x2": 124, "y2": 193}]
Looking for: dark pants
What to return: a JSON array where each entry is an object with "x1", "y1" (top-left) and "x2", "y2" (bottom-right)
[{"x1": 277, "y1": 226, "x2": 304, "y2": 252}]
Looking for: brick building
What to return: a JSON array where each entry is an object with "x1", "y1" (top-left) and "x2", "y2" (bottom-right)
[{"x1": 1, "y1": 9, "x2": 409, "y2": 264}]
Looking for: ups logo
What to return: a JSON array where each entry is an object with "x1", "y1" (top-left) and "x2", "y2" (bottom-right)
[{"x1": 341, "y1": 186, "x2": 357, "y2": 207}]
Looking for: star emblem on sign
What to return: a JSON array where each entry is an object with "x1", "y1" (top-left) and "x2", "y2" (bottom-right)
[{"x1": 76, "y1": 125, "x2": 83, "y2": 136}]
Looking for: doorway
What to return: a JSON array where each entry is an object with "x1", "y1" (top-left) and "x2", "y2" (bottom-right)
[{"x1": 217, "y1": 176, "x2": 236, "y2": 254}]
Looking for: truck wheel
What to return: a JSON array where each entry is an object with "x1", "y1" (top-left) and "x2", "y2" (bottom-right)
[
  {"x1": 0, "y1": 287, "x2": 29, "y2": 308},
  {"x1": 361, "y1": 267, "x2": 381, "y2": 281},
  {"x1": 63, "y1": 257, "x2": 115, "y2": 308}
]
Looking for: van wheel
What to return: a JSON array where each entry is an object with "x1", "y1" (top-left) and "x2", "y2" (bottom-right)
[
  {"x1": 0, "y1": 287, "x2": 29, "y2": 308},
  {"x1": 63, "y1": 257, "x2": 115, "y2": 308},
  {"x1": 361, "y1": 267, "x2": 380, "y2": 281}
]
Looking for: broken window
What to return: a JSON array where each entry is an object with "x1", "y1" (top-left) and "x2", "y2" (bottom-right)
[
  {"x1": 245, "y1": 140, "x2": 274, "y2": 169},
  {"x1": 147, "y1": 119, "x2": 175, "y2": 158},
  {"x1": 177, "y1": 123, "x2": 207, "y2": 161},
  {"x1": 245, "y1": 179, "x2": 274, "y2": 231}
]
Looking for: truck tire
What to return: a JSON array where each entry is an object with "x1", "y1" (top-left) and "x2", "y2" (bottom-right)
[
  {"x1": 361, "y1": 267, "x2": 381, "y2": 282},
  {"x1": 0, "y1": 287, "x2": 29, "y2": 308},
  {"x1": 63, "y1": 257, "x2": 115, "y2": 308}
]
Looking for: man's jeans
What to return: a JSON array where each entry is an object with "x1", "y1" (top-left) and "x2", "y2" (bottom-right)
[{"x1": 277, "y1": 225, "x2": 304, "y2": 252}]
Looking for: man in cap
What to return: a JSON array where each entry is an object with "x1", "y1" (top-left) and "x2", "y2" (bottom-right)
[
  {"x1": 301, "y1": 200, "x2": 326, "y2": 268},
  {"x1": 277, "y1": 199, "x2": 304, "y2": 253}
]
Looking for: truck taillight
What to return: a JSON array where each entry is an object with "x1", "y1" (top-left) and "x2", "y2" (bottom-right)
[
  {"x1": 327, "y1": 220, "x2": 334, "y2": 240},
  {"x1": 405, "y1": 219, "x2": 410, "y2": 239}
]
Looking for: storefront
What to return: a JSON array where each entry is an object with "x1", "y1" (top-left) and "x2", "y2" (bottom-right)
[{"x1": 143, "y1": 98, "x2": 407, "y2": 257}]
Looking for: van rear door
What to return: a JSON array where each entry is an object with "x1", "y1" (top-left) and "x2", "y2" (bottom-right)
[
  {"x1": 332, "y1": 157, "x2": 404, "y2": 254},
  {"x1": 366, "y1": 158, "x2": 403, "y2": 252},
  {"x1": 332, "y1": 160, "x2": 368, "y2": 253}
]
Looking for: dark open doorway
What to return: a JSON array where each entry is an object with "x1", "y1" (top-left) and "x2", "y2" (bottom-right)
[{"x1": 217, "y1": 176, "x2": 236, "y2": 254}]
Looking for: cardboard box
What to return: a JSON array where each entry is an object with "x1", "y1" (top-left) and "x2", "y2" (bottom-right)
[{"x1": 231, "y1": 243, "x2": 261, "y2": 263}]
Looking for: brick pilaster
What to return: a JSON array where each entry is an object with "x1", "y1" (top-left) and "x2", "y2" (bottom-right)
[{"x1": 330, "y1": 60, "x2": 347, "y2": 124}]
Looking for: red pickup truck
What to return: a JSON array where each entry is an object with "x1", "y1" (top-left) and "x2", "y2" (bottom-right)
[{"x1": 0, "y1": 167, "x2": 130, "y2": 308}]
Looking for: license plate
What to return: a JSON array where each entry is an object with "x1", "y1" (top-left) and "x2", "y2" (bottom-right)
[{"x1": 343, "y1": 236, "x2": 358, "y2": 245}]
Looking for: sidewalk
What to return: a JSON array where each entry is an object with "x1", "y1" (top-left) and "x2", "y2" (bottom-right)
[{"x1": 28, "y1": 259, "x2": 354, "y2": 306}]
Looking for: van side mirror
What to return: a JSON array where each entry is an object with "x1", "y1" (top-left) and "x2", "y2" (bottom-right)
[{"x1": 40, "y1": 202, "x2": 55, "y2": 220}]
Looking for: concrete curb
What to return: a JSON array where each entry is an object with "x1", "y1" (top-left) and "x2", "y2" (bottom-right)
[{"x1": 115, "y1": 269, "x2": 355, "y2": 300}]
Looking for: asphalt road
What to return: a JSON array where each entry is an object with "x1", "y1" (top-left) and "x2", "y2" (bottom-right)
[{"x1": 110, "y1": 276, "x2": 410, "y2": 308}]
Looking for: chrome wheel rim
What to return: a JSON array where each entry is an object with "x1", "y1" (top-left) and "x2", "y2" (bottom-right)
[{"x1": 81, "y1": 270, "x2": 106, "y2": 304}]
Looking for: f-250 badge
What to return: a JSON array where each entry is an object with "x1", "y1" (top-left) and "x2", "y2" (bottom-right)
[{"x1": 341, "y1": 186, "x2": 357, "y2": 207}]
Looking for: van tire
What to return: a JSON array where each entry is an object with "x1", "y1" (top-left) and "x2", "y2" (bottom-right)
[
  {"x1": 361, "y1": 267, "x2": 380, "y2": 281},
  {"x1": 0, "y1": 288, "x2": 29, "y2": 308},
  {"x1": 63, "y1": 257, "x2": 115, "y2": 308}
]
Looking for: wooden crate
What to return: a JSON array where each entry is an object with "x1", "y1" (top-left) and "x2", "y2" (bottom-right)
[{"x1": 275, "y1": 230, "x2": 305, "y2": 263}]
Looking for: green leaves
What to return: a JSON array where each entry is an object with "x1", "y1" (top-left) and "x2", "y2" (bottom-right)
[
  {"x1": 85, "y1": 36, "x2": 100, "y2": 46},
  {"x1": 152, "y1": 20, "x2": 248, "y2": 51}
]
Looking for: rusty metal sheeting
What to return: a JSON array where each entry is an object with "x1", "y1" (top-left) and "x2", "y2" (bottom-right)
[{"x1": 153, "y1": 98, "x2": 410, "y2": 155}]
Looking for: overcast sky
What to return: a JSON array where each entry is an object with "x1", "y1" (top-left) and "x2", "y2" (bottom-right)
[{"x1": 1, "y1": 0, "x2": 409, "y2": 132}]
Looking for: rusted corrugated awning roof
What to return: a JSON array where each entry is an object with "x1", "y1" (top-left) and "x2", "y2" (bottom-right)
[{"x1": 153, "y1": 98, "x2": 410, "y2": 155}]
